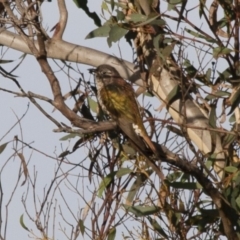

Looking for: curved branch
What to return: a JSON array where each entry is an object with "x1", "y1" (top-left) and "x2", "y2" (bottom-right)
[
  {"x1": 52, "y1": 0, "x2": 68, "y2": 40},
  {"x1": 0, "y1": 30, "x2": 142, "y2": 83}
]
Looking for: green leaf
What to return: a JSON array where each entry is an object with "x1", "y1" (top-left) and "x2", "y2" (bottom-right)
[
  {"x1": 98, "y1": 172, "x2": 116, "y2": 197},
  {"x1": 199, "y1": 0, "x2": 206, "y2": 18},
  {"x1": 184, "y1": 59, "x2": 198, "y2": 77},
  {"x1": 110, "y1": 0, "x2": 115, "y2": 11},
  {"x1": 126, "y1": 172, "x2": 149, "y2": 204},
  {"x1": 0, "y1": 59, "x2": 14, "y2": 64},
  {"x1": 209, "y1": 106, "x2": 217, "y2": 128},
  {"x1": 127, "y1": 13, "x2": 148, "y2": 23},
  {"x1": 105, "y1": 0, "x2": 128, "y2": 9},
  {"x1": 168, "y1": 0, "x2": 182, "y2": 4},
  {"x1": 216, "y1": 17, "x2": 228, "y2": 29},
  {"x1": 206, "y1": 68, "x2": 211, "y2": 82},
  {"x1": 0, "y1": 142, "x2": 8, "y2": 154},
  {"x1": 58, "y1": 150, "x2": 70, "y2": 158},
  {"x1": 166, "y1": 85, "x2": 180, "y2": 105},
  {"x1": 185, "y1": 28, "x2": 214, "y2": 42},
  {"x1": 123, "y1": 204, "x2": 160, "y2": 217},
  {"x1": 224, "y1": 166, "x2": 238, "y2": 173},
  {"x1": 116, "y1": 10, "x2": 125, "y2": 21},
  {"x1": 78, "y1": 219, "x2": 85, "y2": 236},
  {"x1": 205, "y1": 90, "x2": 230, "y2": 101},
  {"x1": 107, "y1": 227, "x2": 116, "y2": 240},
  {"x1": 167, "y1": 171, "x2": 182, "y2": 182},
  {"x1": 0, "y1": 66, "x2": 18, "y2": 77},
  {"x1": 143, "y1": 91, "x2": 154, "y2": 97},
  {"x1": 135, "y1": 14, "x2": 163, "y2": 27},
  {"x1": 228, "y1": 88, "x2": 240, "y2": 115},
  {"x1": 205, "y1": 159, "x2": 213, "y2": 169},
  {"x1": 87, "y1": 96, "x2": 98, "y2": 113},
  {"x1": 236, "y1": 196, "x2": 240, "y2": 209},
  {"x1": 153, "y1": 34, "x2": 164, "y2": 58},
  {"x1": 233, "y1": 172, "x2": 240, "y2": 184},
  {"x1": 116, "y1": 168, "x2": 132, "y2": 178},
  {"x1": 147, "y1": 217, "x2": 168, "y2": 238},
  {"x1": 150, "y1": 19, "x2": 166, "y2": 26},
  {"x1": 229, "y1": 113, "x2": 236, "y2": 123},
  {"x1": 207, "y1": 153, "x2": 218, "y2": 164},
  {"x1": 20, "y1": 214, "x2": 29, "y2": 232},
  {"x1": 162, "y1": 42, "x2": 176, "y2": 57},
  {"x1": 222, "y1": 133, "x2": 236, "y2": 148},
  {"x1": 85, "y1": 25, "x2": 111, "y2": 39},
  {"x1": 176, "y1": 0, "x2": 187, "y2": 31},
  {"x1": 167, "y1": 181, "x2": 201, "y2": 189},
  {"x1": 213, "y1": 47, "x2": 233, "y2": 59},
  {"x1": 101, "y1": 1, "x2": 109, "y2": 11},
  {"x1": 107, "y1": 25, "x2": 128, "y2": 47},
  {"x1": 122, "y1": 143, "x2": 136, "y2": 157},
  {"x1": 60, "y1": 133, "x2": 79, "y2": 141},
  {"x1": 217, "y1": 68, "x2": 231, "y2": 81}
]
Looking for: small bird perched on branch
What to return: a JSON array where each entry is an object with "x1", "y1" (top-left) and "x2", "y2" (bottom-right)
[{"x1": 89, "y1": 64, "x2": 163, "y2": 180}]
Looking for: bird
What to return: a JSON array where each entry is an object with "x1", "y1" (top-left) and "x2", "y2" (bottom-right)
[{"x1": 89, "y1": 64, "x2": 163, "y2": 179}]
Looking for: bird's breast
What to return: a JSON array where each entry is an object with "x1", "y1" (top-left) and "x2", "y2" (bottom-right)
[{"x1": 95, "y1": 80, "x2": 111, "y2": 115}]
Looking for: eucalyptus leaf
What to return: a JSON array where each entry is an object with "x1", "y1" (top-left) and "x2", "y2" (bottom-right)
[
  {"x1": 79, "y1": 219, "x2": 85, "y2": 236},
  {"x1": 127, "y1": 13, "x2": 148, "y2": 23},
  {"x1": 19, "y1": 214, "x2": 29, "y2": 232},
  {"x1": 0, "y1": 142, "x2": 8, "y2": 154},
  {"x1": 98, "y1": 172, "x2": 116, "y2": 197},
  {"x1": 213, "y1": 47, "x2": 233, "y2": 59},
  {"x1": 116, "y1": 168, "x2": 132, "y2": 178},
  {"x1": 123, "y1": 204, "x2": 160, "y2": 217},
  {"x1": 167, "y1": 181, "x2": 201, "y2": 189},
  {"x1": 147, "y1": 217, "x2": 168, "y2": 238},
  {"x1": 107, "y1": 25, "x2": 128, "y2": 47},
  {"x1": 85, "y1": 25, "x2": 111, "y2": 39},
  {"x1": 224, "y1": 166, "x2": 238, "y2": 173},
  {"x1": 60, "y1": 133, "x2": 79, "y2": 141},
  {"x1": 107, "y1": 227, "x2": 116, "y2": 240},
  {"x1": 87, "y1": 96, "x2": 98, "y2": 113}
]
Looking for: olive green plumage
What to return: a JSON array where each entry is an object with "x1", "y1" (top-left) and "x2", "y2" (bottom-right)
[{"x1": 91, "y1": 64, "x2": 156, "y2": 154}]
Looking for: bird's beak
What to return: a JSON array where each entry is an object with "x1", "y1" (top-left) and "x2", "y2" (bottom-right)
[{"x1": 88, "y1": 68, "x2": 96, "y2": 74}]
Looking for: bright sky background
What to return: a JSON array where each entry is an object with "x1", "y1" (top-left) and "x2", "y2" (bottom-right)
[{"x1": 0, "y1": 1, "x2": 229, "y2": 239}]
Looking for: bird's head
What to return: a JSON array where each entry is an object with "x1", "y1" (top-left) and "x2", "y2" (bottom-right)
[{"x1": 89, "y1": 64, "x2": 120, "y2": 79}]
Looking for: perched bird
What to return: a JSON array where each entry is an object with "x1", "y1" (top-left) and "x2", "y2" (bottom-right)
[{"x1": 89, "y1": 64, "x2": 163, "y2": 179}]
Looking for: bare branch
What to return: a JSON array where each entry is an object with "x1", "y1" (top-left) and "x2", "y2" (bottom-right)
[{"x1": 52, "y1": 0, "x2": 68, "y2": 40}]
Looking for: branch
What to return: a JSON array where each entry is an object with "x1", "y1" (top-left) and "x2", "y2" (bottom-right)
[
  {"x1": 52, "y1": 0, "x2": 68, "y2": 40},
  {"x1": 0, "y1": 30, "x2": 143, "y2": 84},
  {"x1": 163, "y1": 154, "x2": 238, "y2": 240}
]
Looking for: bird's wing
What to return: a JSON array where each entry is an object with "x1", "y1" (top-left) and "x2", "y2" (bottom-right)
[
  {"x1": 118, "y1": 116, "x2": 164, "y2": 180},
  {"x1": 100, "y1": 83, "x2": 150, "y2": 153},
  {"x1": 117, "y1": 117, "x2": 149, "y2": 153}
]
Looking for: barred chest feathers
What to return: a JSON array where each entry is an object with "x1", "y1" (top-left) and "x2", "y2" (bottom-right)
[
  {"x1": 95, "y1": 78, "x2": 111, "y2": 115},
  {"x1": 96, "y1": 78, "x2": 144, "y2": 137}
]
